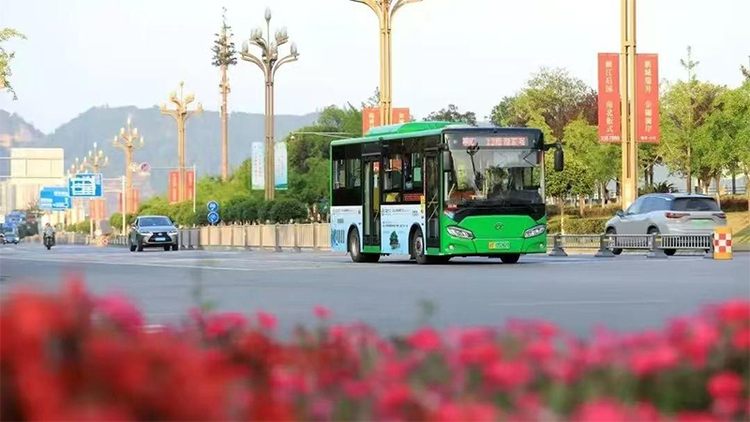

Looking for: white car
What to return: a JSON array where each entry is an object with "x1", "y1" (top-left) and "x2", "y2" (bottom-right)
[{"x1": 604, "y1": 193, "x2": 726, "y2": 255}]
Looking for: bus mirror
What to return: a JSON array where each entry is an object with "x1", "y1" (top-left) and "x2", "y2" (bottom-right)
[
  {"x1": 554, "y1": 147, "x2": 564, "y2": 172},
  {"x1": 442, "y1": 150, "x2": 453, "y2": 172}
]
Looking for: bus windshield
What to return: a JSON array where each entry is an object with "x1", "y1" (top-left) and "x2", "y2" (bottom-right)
[{"x1": 446, "y1": 145, "x2": 542, "y2": 208}]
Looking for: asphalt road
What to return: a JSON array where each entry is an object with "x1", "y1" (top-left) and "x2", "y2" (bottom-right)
[{"x1": 1, "y1": 244, "x2": 748, "y2": 337}]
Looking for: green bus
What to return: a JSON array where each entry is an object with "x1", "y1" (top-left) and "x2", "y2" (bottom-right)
[{"x1": 329, "y1": 121, "x2": 563, "y2": 264}]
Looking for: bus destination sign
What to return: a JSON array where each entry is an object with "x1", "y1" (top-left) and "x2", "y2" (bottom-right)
[{"x1": 453, "y1": 135, "x2": 530, "y2": 148}]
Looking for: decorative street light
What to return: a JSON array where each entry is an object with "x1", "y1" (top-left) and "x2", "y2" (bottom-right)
[
  {"x1": 348, "y1": 0, "x2": 422, "y2": 126},
  {"x1": 112, "y1": 116, "x2": 144, "y2": 191},
  {"x1": 160, "y1": 81, "x2": 203, "y2": 202},
  {"x1": 80, "y1": 142, "x2": 109, "y2": 173},
  {"x1": 240, "y1": 7, "x2": 300, "y2": 200}
]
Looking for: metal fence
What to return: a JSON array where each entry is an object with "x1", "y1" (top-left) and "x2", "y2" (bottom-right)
[
  {"x1": 548, "y1": 233, "x2": 713, "y2": 258},
  {"x1": 178, "y1": 223, "x2": 331, "y2": 251}
]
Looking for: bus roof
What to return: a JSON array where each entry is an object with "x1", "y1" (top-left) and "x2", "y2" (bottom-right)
[{"x1": 330, "y1": 122, "x2": 545, "y2": 147}]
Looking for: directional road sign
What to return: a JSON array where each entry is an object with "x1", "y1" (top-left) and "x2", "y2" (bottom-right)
[
  {"x1": 207, "y1": 211, "x2": 220, "y2": 225},
  {"x1": 207, "y1": 201, "x2": 220, "y2": 212},
  {"x1": 40, "y1": 187, "x2": 72, "y2": 210},
  {"x1": 69, "y1": 173, "x2": 103, "y2": 198}
]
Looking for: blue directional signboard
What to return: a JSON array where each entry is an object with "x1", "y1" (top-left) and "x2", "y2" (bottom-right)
[
  {"x1": 68, "y1": 173, "x2": 103, "y2": 198},
  {"x1": 39, "y1": 187, "x2": 72, "y2": 210},
  {"x1": 207, "y1": 201, "x2": 220, "y2": 212},
  {"x1": 207, "y1": 211, "x2": 220, "y2": 225}
]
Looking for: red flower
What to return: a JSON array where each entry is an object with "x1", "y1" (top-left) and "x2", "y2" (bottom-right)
[
  {"x1": 485, "y1": 360, "x2": 532, "y2": 391},
  {"x1": 435, "y1": 402, "x2": 497, "y2": 422},
  {"x1": 408, "y1": 327, "x2": 442, "y2": 352},
  {"x1": 573, "y1": 399, "x2": 628, "y2": 422},
  {"x1": 313, "y1": 305, "x2": 332, "y2": 320},
  {"x1": 676, "y1": 411, "x2": 721, "y2": 422},
  {"x1": 731, "y1": 327, "x2": 750, "y2": 351},
  {"x1": 632, "y1": 402, "x2": 662, "y2": 422},
  {"x1": 719, "y1": 300, "x2": 750, "y2": 326},
  {"x1": 96, "y1": 294, "x2": 143, "y2": 333},
  {"x1": 256, "y1": 311, "x2": 278, "y2": 331},
  {"x1": 629, "y1": 343, "x2": 679, "y2": 377},
  {"x1": 205, "y1": 312, "x2": 247, "y2": 339},
  {"x1": 525, "y1": 339, "x2": 555, "y2": 363},
  {"x1": 707, "y1": 372, "x2": 743, "y2": 399},
  {"x1": 713, "y1": 396, "x2": 741, "y2": 417}
]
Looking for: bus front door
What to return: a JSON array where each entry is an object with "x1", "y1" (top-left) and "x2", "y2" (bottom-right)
[
  {"x1": 363, "y1": 156, "x2": 381, "y2": 248},
  {"x1": 424, "y1": 151, "x2": 440, "y2": 251}
]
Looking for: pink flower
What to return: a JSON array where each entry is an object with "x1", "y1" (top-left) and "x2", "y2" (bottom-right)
[
  {"x1": 719, "y1": 300, "x2": 750, "y2": 326},
  {"x1": 255, "y1": 311, "x2": 277, "y2": 331},
  {"x1": 204, "y1": 312, "x2": 247, "y2": 339},
  {"x1": 632, "y1": 402, "x2": 661, "y2": 422},
  {"x1": 713, "y1": 397, "x2": 741, "y2": 417},
  {"x1": 96, "y1": 294, "x2": 143, "y2": 333},
  {"x1": 676, "y1": 411, "x2": 721, "y2": 422},
  {"x1": 535, "y1": 320, "x2": 558, "y2": 340},
  {"x1": 707, "y1": 372, "x2": 743, "y2": 399},
  {"x1": 731, "y1": 327, "x2": 750, "y2": 351},
  {"x1": 408, "y1": 327, "x2": 441, "y2": 352},
  {"x1": 525, "y1": 339, "x2": 555, "y2": 363},
  {"x1": 629, "y1": 343, "x2": 679, "y2": 377},
  {"x1": 573, "y1": 399, "x2": 628, "y2": 422},
  {"x1": 313, "y1": 305, "x2": 332, "y2": 320},
  {"x1": 434, "y1": 402, "x2": 497, "y2": 422},
  {"x1": 485, "y1": 360, "x2": 532, "y2": 391},
  {"x1": 342, "y1": 380, "x2": 370, "y2": 399}
]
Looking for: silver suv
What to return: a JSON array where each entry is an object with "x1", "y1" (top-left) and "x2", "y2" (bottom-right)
[
  {"x1": 605, "y1": 194, "x2": 726, "y2": 255},
  {"x1": 128, "y1": 215, "x2": 179, "y2": 252}
]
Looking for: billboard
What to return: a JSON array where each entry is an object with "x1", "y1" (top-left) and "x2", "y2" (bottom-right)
[
  {"x1": 274, "y1": 142, "x2": 288, "y2": 190},
  {"x1": 597, "y1": 53, "x2": 621, "y2": 144},
  {"x1": 362, "y1": 108, "x2": 411, "y2": 135},
  {"x1": 636, "y1": 54, "x2": 660, "y2": 143},
  {"x1": 251, "y1": 142, "x2": 264, "y2": 190}
]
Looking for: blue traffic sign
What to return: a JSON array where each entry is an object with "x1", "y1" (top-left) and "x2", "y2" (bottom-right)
[
  {"x1": 68, "y1": 173, "x2": 103, "y2": 198},
  {"x1": 40, "y1": 187, "x2": 72, "y2": 211},
  {"x1": 207, "y1": 201, "x2": 220, "y2": 212},
  {"x1": 207, "y1": 211, "x2": 220, "y2": 225}
]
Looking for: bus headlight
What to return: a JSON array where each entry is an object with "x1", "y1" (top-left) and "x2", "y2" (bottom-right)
[
  {"x1": 523, "y1": 225, "x2": 546, "y2": 238},
  {"x1": 447, "y1": 226, "x2": 474, "y2": 240}
]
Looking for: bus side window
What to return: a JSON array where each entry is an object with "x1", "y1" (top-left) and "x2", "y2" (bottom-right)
[
  {"x1": 334, "y1": 159, "x2": 346, "y2": 189},
  {"x1": 347, "y1": 158, "x2": 361, "y2": 187}
]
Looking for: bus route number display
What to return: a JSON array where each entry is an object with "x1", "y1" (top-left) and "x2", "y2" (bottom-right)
[{"x1": 462, "y1": 136, "x2": 528, "y2": 147}]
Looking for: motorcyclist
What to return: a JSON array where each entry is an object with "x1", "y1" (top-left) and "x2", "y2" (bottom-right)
[{"x1": 43, "y1": 223, "x2": 55, "y2": 246}]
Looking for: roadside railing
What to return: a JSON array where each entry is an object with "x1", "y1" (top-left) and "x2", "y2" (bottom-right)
[
  {"x1": 548, "y1": 233, "x2": 713, "y2": 258},
  {"x1": 178, "y1": 223, "x2": 331, "y2": 251}
]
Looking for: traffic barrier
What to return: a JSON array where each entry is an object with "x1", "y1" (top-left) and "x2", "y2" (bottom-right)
[
  {"x1": 646, "y1": 234, "x2": 668, "y2": 259},
  {"x1": 712, "y1": 227, "x2": 733, "y2": 260},
  {"x1": 548, "y1": 234, "x2": 567, "y2": 256},
  {"x1": 594, "y1": 234, "x2": 615, "y2": 257}
]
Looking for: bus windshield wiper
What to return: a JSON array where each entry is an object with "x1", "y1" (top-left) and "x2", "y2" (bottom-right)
[{"x1": 466, "y1": 145, "x2": 483, "y2": 189}]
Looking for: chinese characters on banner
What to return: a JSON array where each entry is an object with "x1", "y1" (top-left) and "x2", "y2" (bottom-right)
[
  {"x1": 89, "y1": 199, "x2": 107, "y2": 222},
  {"x1": 168, "y1": 170, "x2": 195, "y2": 204},
  {"x1": 636, "y1": 54, "x2": 660, "y2": 143},
  {"x1": 597, "y1": 53, "x2": 659, "y2": 144},
  {"x1": 251, "y1": 142, "x2": 264, "y2": 190},
  {"x1": 597, "y1": 53, "x2": 621, "y2": 144},
  {"x1": 118, "y1": 188, "x2": 140, "y2": 214},
  {"x1": 362, "y1": 108, "x2": 411, "y2": 135},
  {"x1": 274, "y1": 142, "x2": 288, "y2": 190}
]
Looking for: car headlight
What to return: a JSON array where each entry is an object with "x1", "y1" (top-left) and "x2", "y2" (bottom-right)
[
  {"x1": 168, "y1": 230, "x2": 178, "y2": 235},
  {"x1": 446, "y1": 226, "x2": 474, "y2": 240},
  {"x1": 138, "y1": 230, "x2": 152, "y2": 235},
  {"x1": 523, "y1": 225, "x2": 546, "y2": 238}
]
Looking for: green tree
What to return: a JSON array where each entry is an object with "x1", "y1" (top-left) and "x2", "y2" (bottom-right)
[
  {"x1": 109, "y1": 213, "x2": 136, "y2": 233},
  {"x1": 659, "y1": 47, "x2": 722, "y2": 193},
  {"x1": 0, "y1": 28, "x2": 26, "y2": 100},
  {"x1": 424, "y1": 104, "x2": 477, "y2": 125},
  {"x1": 269, "y1": 198, "x2": 308, "y2": 223},
  {"x1": 210, "y1": 8, "x2": 237, "y2": 68}
]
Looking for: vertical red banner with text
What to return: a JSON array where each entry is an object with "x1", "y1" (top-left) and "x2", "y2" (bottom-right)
[
  {"x1": 185, "y1": 170, "x2": 195, "y2": 201},
  {"x1": 597, "y1": 53, "x2": 621, "y2": 144},
  {"x1": 392, "y1": 108, "x2": 410, "y2": 124},
  {"x1": 168, "y1": 171, "x2": 179, "y2": 204},
  {"x1": 636, "y1": 54, "x2": 659, "y2": 143},
  {"x1": 362, "y1": 108, "x2": 381, "y2": 135}
]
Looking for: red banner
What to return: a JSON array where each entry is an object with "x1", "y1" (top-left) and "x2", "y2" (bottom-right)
[
  {"x1": 597, "y1": 53, "x2": 621, "y2": 144},
  {"x1": 362, "y1": 108, "x2": 411, "y2": 135},
  {"x1": 119, "y1": 188, "x2": 140, "y2": 214},
  {"x1": 636, "y1": 54, "x2": 659, "y2": 143},
  {"x1": 169, "y1": 170, "x2": 195, "y2": 204},
  {"x1": 89, "y1": 199, "x2": 107, "y2": 223}
]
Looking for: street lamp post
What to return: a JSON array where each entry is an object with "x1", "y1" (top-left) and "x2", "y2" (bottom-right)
[
  {"x1": 240, "y1": 7, "x2": 299, "y2": 201},
  {"x1": 80, "y1": 142, "x2": 109, "y2": 174},
  {"x1": 160, "y1": 82, "x2": 203, "y2": 202},
  {"x1": 112, "y1": 117, "x2": 144, "y2": 191},
  {"x1": 349, "y1": 0, "x2": 422, "y2": 126}
]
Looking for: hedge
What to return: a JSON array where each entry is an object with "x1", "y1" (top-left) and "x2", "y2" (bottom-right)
[
  {"x1": 1, "y1": 281, "x2": 748, "y2": 421},
  {"x1": 720, "y1": 196, "x2": 749, "y2": 212},
  {"x1": 547, "y1": 217, "x2": 610, "y2": 234},
  {"x1": 546, "y1": 203, "x2": 621, "y2": 218}
]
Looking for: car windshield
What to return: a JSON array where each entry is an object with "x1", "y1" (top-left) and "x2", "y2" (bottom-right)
[
  {"x1": 139, "y1": 217, "x2": 173, "y2": 227},
  {"x1": 672, "y1": 197, "x2": 720, "y2": 212},
  {"x1": 445, "y1": 144, "x2": 542, "y2": 207}
]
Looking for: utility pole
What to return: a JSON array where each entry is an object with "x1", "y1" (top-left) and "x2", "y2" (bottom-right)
[
  {"x1": 349, "y1": 0, "x2": 423, "y2": 126},
  {"x1": 619, "y1": 0, "x2": 638, "y2": 209}
]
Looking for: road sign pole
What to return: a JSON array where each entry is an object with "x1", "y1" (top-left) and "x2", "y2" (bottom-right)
[
  {"x1": 122, "y1": 176, "x2": 127, "y2": 236},
  {"x1": 89, "y1": 199, "x2": 94, "y2": 238}
]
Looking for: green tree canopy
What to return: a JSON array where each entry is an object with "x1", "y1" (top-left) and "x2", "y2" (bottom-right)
[
  {"x1": 0, "y1": 28, "x2": 26, "y2": 100},
  {"x1": 424, "y1": 104, "x2": 477, "y2": 125}
]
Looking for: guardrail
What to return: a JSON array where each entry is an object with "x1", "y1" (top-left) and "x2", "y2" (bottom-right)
[
  {"x1": 178, "y1": 223, "x2": 331, "y2": 251},
  {"x1": 548, "y1": 233, "x2": 713, "y2": 258}
]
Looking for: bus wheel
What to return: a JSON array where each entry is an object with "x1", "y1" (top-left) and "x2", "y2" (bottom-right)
[
  {"x1": 499, "y1": 253, "x2": 520, "y2": 264},
  {"x1": 411, "y1": 229, "x2": 429, "y2": 265},
  {"x1": 349, "y1": 230, "x2": 379, "y2": 263}
]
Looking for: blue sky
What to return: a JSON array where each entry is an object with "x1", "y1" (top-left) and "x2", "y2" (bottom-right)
[{"x1": 1, "y1": 0, "x2": 748, "y2": 133}]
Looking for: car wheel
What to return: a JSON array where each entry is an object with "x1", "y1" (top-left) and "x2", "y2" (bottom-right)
[
  {"x1": 129, "y1": 242, "x2": 136, "y2": 252},
  {"x1": 164, "y1": 245, "x2": 170, "y2": 251},
  {"x1": 499, "y1": 253, "x2": 521, "y2": 264},
  {"x1": 172, "y1": 244, "x2": 179, "y2": 251},
  {"x1": 606, "y1": 228, "x2": 623, "y2": 255},
  {"x1": 136, "y1": 237, "x2": 144, "y2": 252},
  {"x1": 664, "y1": 249, "x2": 677, "y2": 256}
]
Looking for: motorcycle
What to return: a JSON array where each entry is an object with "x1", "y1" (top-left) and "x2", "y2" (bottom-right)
[{"x1": 43, "y1": 235, "x2": 55, "y2": 250}]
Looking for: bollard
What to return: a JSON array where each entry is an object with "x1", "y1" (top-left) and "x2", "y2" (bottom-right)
[
  {"x1": 594, "y1": 234, "x2": 615, "y2": 257},
  {"x1": 548, "y1": 234, "x2": 568, "y2": 257},
  {"x1": 647, "y1": 234, "x2": 668, "y2": 259},
  {"x1": 711, "y1": 227, "x2": 733, "y2": 260},
  {"x1": 274, "y1": 223, "x2": 282, "y2": 252}
]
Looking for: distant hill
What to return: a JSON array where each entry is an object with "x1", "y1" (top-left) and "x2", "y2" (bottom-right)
[
  {"x1": 0, "y1": 110, "x2": 47, "y2": 175},
  {"x1": 1, "y1": 106, "x2": 318, "y2": 194}
]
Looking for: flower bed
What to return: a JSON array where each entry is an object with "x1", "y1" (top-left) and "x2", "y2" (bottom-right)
[{"x1": 1, "y1": 280, "x2": 748, "y2": 421}]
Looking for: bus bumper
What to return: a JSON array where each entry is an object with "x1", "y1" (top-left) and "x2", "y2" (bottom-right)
[{"x1": 442, "y1": 233, "x2": 547, "y2": 255}]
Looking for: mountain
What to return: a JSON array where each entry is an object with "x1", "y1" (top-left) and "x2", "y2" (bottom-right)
[
  {"x1": 0, "y1": 110, "x2": 47, "y2": 175},
  {"x1": 1, "y1": 106, "x2": 319, "y2": 194}
]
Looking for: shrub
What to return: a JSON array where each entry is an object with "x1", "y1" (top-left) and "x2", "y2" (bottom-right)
[
  {"x1": 109, "y1": 213, "x2": 136, "y2": 230},
  {"x1": 257, "y1": 200, "x2": 276, "y2": 223},
  {"x1": 548, "y1": 217, "x2": 610, "y2": 234},
  {"x1": 223, "y1": 197, "x2": 259, "y2": 224},
  {"x1": 546, "y1": 203, "x2": 621, "y2": 218},
  {"x1": 269, "y1": 198, "x2": 308, "y2": 223},
  {"x1": 1, "y1": 281, "x2": 748, "y2": 422},
  {"x1": 721, "y1": 196, "x2": 749, "y2": 212}
]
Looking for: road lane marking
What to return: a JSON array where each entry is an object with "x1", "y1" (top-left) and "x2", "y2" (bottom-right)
[{"x1": 490, "y1": 299, "x2": 671, "y2": 307}]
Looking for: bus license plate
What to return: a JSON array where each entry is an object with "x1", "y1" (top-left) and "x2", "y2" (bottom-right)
[
  {"x1": 154, "y1": 237, "x2": 165, "y2": 242},
  {"x1": 489, "y1": 241, "x2": 510, "y2": 250}
]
